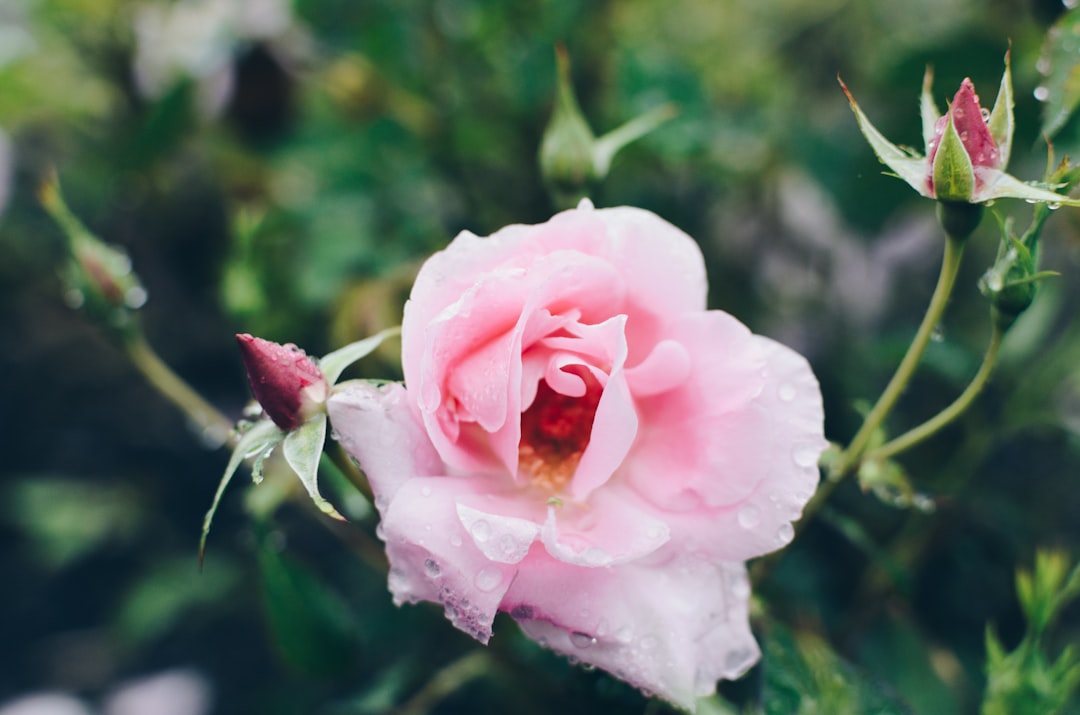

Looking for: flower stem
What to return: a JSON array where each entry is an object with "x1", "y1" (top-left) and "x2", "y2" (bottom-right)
[
  {"x1": 833, "y1": 233, "x2": 966, "y2": 477},
  {"x1": 125, "y1": 333, "x2": 235, "y2": 448},
  {"x1": 393, "y1": 650, "x2": 491, "y2": 715},
  {"x1": 866, "y1": 322, "x2": 1002, "y2": 463}
]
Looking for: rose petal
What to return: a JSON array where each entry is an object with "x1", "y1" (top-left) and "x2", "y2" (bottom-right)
[
  {"x1": 380, "y1": 477, "x2": 513, "y2": 643},
  {"x1": 326, "y1": 382, "x2": 443, "y2": 505},
  {"x1": 503, "y1": 551, "x2": 758, "y2": 709},
  {"x1": 540, "y1": 485, "x2": 669, "y2": 567}
]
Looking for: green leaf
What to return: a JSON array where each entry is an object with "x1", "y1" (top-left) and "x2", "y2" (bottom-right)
[
  {"x1": 987, "y1": 51, "x2": 1014, "y2": 169},
  {"x1": 1039, "y1": 8, "x2": 1080, "y2": 139},
  {"x1": 921, "y1": 66, "x2": 941, "y2": 150},
  {"x1": 977, "y1": 172, "x2": 1080, "y2": 206},
  {"x1": 319, "y1": 326, "x2": 401, "y2": 385},
  {"x1": 200, "y1": 419, "x2": 283, "y2": 565},
  {"x1": 758, "y1": 620, "x2": 912, "y2": 715},
  {"x1": 256, "y1": 526, "x2": 360, "y2": 677},
  {"x1": 282, "y1": 413, "x2": 344, "y2": 520}
]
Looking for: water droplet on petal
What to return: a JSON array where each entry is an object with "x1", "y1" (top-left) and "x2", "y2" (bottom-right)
[
  {"x1": 778, "y1": 383, "x2": 796, "y2": 402},
  {"x1": 793, "y1": 447, "x2": 819, "y2": 468},
  {"x1": 776, "y1": 522, "x2": 795, "y2": 545},
  {"x1": 570, "y1": 631, "x2": 596, "y2": 649},
  {"x1": 639, "y1": 634, "x2": 659, "y2": 650},
  {"x1": 420, "y1": 485, "x2": 432, "y2": 497},
  {"x1": 615, "y1": 626, "x2": 633, "y2": 644},
  {"x1": 980, "y1": 107, "x2": 990, "y2": 122},
  {"x1": 737, "y1": 504, "x2": 761, "y2": 529},
  {"x1": 449, "y1": 534, "x2": 463, "y2": 547},
  {"x1": 474, "y1": 566, "x2": 502, "y2": 592},
  {"x1": 471, "y1": 519, "x2": 492, "y2": 543},
  {"x1": 424, "y1": 558, "x2": 441, "y2": 577}
]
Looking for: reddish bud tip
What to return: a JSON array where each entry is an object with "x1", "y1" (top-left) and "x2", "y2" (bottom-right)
[{"x1": 236, "y1": 334, "x2": 327, "y2": 430}]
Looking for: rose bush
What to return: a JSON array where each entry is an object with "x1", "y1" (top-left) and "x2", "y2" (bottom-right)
[{"x1": 328, "y1": 200, "x2": 826, "y2": 708}]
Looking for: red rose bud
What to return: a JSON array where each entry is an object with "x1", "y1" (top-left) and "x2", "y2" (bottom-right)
[
  {"x1": 236, "y1": 334, "x2": 327, "y2": 430},
  {"x1": 926, "y1": 79, "x2": 1001, "y2": 198}
]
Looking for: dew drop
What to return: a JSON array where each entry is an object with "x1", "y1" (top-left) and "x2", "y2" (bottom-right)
[
  {"x1": 570, "y1": 631, "x2": 597, "y2": 649},
  {"x1": 424, "y1": 558, "x2": 441, "y2": 577},
  {"x1": 1065, "y1": 0, "x2": 1078, "y2": 10},
  {"x1": 420, "y1": 485, "x2": 432, "y2": 497},
  {"x1": 793, "y1": 446, "x2": 819, "y2": 468},
  {"x1": 63, "y1": 288, "x2": 85, "y2": 309},
  {"x1": 931, "y1": 324, "x2": 945, "y2": 342},
  {"x1": 776, "y1": 522, "x2": 795, "y2": 545},
  {"x1": 1035, "y1": 85, "x2": 1050, "y2": 102},
  {"x1": 615, "y1": 626, "x2": 633, "y2": 644},
  {"x1": 1049, "y1": 202, "x2": 1062, "y2": 210},
  {"x1": 474, "y1": 566, "x2": 502, "y2": 592},
  {"x1": 124, "y1": 286, "x2": 148, "y2": 309},
  {"x1": 639, "y1": 634, "x2": 659, "y2": 650},
  {"x1": 375, "y1": 523, "x2": 386, "y2": 540},
  {"x1": 449, "y1": 534, "x2": 463, "y2": 547},
  {"x1": 731, "y1": 574, "x2": 751, "y2": 599},
  {"x1": 980, "y1": 107, "x2": 990, "y2": 122},
  {"x1": 470, "y1": 519, "x2": 492, "y2": 543},
  {"x1": 778, "y1": 383, "x2": 796, "y2": 402},
  {"x1": 959, "y1": 130, "x2": 969, "y2": 142},
  {"x1": 582, "y1": 546, "x2": 609, "y2": 566},
  {"x1": 737, "y1": 504, "x2": 761, "y2": 529},
  {"x1": 499, "y1": 533, "x2": 517, "y2": 556}
]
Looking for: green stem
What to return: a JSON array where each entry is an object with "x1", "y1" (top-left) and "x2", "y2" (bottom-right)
[
  {"x1": 393, "y1": 650, "x2": 491, "y2": 715},
  {"x1": 125, "y1": 334, "x2": 235, "y2": 447},
  {"x1": 833, "y1": 233, "x2": 966, "y2": 477},
  {"x1": 866, "y1": 323, "x2": 1002, "y2": 463}
]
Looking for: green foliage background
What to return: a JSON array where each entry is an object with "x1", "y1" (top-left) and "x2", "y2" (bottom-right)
[{"x1": 2, "y1": 0, "x2": 1080, "y2": 713}]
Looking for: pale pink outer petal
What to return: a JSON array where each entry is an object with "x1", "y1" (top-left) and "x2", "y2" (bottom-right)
[
  {"x1": 503, "y1": 551, "x2": 758, "y2": 709},
  {"x1": 327, "y1": 382, "x2": 513, "y2": 642}
]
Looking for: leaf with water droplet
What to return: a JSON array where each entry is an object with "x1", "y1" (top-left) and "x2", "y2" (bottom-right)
[
  {"x1": 282, "y1": 413, "x2": 345, "y2": 521},
  {"x1": 1040, "y1": 8, "x2": 1080, "y2": 138}
]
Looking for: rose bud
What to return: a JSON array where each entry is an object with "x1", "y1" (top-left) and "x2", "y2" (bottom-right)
[
  {"x1": 236, "y1": 334, "x2": 327, "y2": 431},
  {"x1": 840, "y1": 52, "x2": 1080, "y2": 210}
]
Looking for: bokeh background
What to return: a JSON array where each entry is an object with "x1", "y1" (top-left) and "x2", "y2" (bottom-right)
[{"x1": 3, "y1": 0, "x2": 1080, "y2": 713}]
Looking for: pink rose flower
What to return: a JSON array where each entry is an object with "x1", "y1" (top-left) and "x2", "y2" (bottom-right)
[{"x1": 327, "y1": 201, "x2": 826, "y2": 708}]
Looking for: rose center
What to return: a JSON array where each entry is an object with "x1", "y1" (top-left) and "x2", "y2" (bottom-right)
[{"x1": 518, "y1": 378, "x2": 601, "y2": 493}]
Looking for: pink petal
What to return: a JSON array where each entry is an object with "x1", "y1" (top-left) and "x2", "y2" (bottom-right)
[
  {"x1": 380, "y1": 477, "x2": 514, "y2": 643},
  {"x1": 326, "y1": 382, "x2": 443, "y2": 504},
  {"x1": 540, "y1": 485, "x2": 669, "y2": 567},
  {"x1": 503, "y1": 551, "x2": 758, "y2": 709}
]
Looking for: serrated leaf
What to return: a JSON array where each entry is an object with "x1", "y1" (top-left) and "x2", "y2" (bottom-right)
[
  {"x1": 282, "y1": 413, "x2": 344, "y2": 520},
  {"x1": 200, "y1": 419, "x2": 283, "y2": 565},
  {"x1": 319, "y1": 326, "x2": 401, "y2": 385},
  {"x1": 1040, "y1": 9, "x2": 1080, "y2": 139},
  {"x1": 840, "y1": 77, "x2": 931, "y2": 198}
]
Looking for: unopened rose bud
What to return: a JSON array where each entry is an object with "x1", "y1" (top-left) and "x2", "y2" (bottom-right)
[
  {"x1": 841, "y1": 52, "x2": 1080, "y2": 209},
  {"x1": 236, "y1": 334, "x2": 327, "y2": 430}
]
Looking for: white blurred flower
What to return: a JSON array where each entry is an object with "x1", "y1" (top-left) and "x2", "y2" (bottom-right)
[
  {"x1": 131, "y1": 0, "x2": 294, "y2": 118},
  {"x1": 0, "y1": 694, "x2": 93, "y2": 715},
  {"x1": 102, "y1": 670, "x2": 212, "y2": 715}
]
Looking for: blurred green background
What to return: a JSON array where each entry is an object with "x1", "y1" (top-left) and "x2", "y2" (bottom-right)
[{"x1": 3, "y1": 0, "x2": 1080, "y2": 713}]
